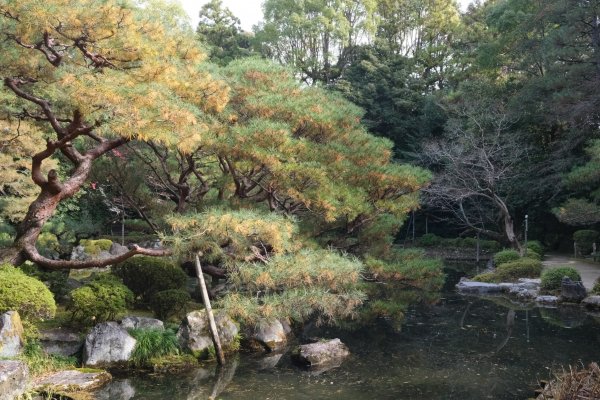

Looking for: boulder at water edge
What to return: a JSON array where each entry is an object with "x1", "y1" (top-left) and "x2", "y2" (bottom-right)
[
  {"x1": 0, "y1": 360, "x2": 28, "y2": 400},
  {"x1": 83, "y1": 322, "x2": 137, "y2": 367},
  {"x1": 0, "y1": 311, "x2": 24, "y2": 357},
  {"x1": 248, "y1": 319, "x2": 288, "y2": 351},
  {"x1": 560, "y1": 277, "x2": 587, "y2": 303},
  {"x1": 293, "y1": 338, "x2": 350, "y2": 370},
  {"x1": 33, "y1": 369, "x2": 112, "y2": 393},
  {"x1": 177, "y1": 310, "x2": 239, "y2": 358},
  {"x1": 121, "y1": 316, "x2": 164, "y2": 331}
]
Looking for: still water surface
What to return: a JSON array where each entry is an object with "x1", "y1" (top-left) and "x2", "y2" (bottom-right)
[{"x1": 97, "y1": 268, "x2": 600, "y2": 399}]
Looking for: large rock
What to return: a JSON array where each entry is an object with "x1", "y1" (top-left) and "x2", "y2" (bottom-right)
[
  {"x1": 39, "y1": 328, "x2": 83, "y2": 357},
  {"x1": 249, "y1": 319, "x2": 288, "y2": 351},
  {"x1": 177, "y1": 310, "x2": 239, "y2": 358},
  {"x1": 535, "y1": 295, "x2": 559, "y2": 306},
  {"x1": 293, "y1": 338, "x2": 350, "y2": 370},
  {"x1": 83, "y1": 322, "x2": 137, "y2": 367},
  {"x1": 456, "y1": 279, "x2": 504, "y2": 295},
  {"x1": 0, "y1": 360, "x2": 28, "y2": 400},
  {"x1": 561, "y1": 277, "x2": 587, "y2": 303},
  {"x1": 33, "y1": 369, "x2": 112, "y2": 392},
  {"x1": 0, "y1": 311, "x2": 24, "y2": 357},
  {"x1": 109, "y1": 242, "x2": 129, "y2": 256},
  {"x1": 121, "y1": 316, "x2": 164, "y2": 331},
  {"x1": 582, "y1": 295, "x2": 600, "y2": 309}
]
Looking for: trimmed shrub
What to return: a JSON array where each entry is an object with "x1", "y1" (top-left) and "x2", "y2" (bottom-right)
[
  {"x1": 68, "y1": 274, "x2": 133, "y2": 326},
  {"x1": 113, "y1": 256, "x2": 188, "y2": 303},
  {"x1": 527, "y1": 240, "x2": 544, "y2": 256},
  {"x1": 494, "y1": 249, "x2": 521, "y2": 265},
  {"x1": 541, "y1": 267, "x2": 581, "y2": 291},
  {"x1": 573, "y1": 230, "x2": 599, "y2": 255},
  {"x1": 494, "y1": 258, "x2": 542, "y2": 281},
  {"x1": 418, "y1": 233, "x2": 442, "y2": 247},
  {"x1": 149, "y1": 289, "x2": 191, "y2": 320},
  {"x1": 0, "y1": 265, "x2": 56, "y2": 321},
  {"x1": 128, "y1": 328, "x2": 179, "y2": 367},
  {"x1": 472, "y1": 272, "x2": 499, "y2": 283},
  {"x1": 525, "y1": 250, "x2": 541, "y2": 260},
  {"x1": 79, "y1": 239, "x2": 113, "y2": 255}
]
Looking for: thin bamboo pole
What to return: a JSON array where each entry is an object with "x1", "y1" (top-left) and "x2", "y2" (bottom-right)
[{"x1": 195, "y1": 253, "x2": 225, "y2": 365}]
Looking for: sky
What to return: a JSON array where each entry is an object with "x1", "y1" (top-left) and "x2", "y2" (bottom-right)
[{"x1": 180, "y1": 0, "x2": 476, "y2": 32}]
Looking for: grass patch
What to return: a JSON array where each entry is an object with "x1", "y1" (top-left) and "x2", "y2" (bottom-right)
[
  {"x1": 128, "y1": 328, "x2": 179, "y2": 367},
  {"x1": 18, "y1": 340, "x2": 77, "y2": 377}
]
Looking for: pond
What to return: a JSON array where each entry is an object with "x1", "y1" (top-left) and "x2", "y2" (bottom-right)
[{"x1": 96, "y1": 267, "x2": 600, "y2": 399}]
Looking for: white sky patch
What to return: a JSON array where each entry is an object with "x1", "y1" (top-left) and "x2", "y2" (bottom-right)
[{"x1": 179, "y1": 0, "x2": 477, "y2": 31}]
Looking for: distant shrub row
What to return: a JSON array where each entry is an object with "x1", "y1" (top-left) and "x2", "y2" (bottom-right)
[{"x1": 417, "y1": 233, "x2": 501, "y2": 251}]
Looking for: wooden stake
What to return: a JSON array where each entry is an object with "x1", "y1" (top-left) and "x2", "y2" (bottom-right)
[{"x1": 195, "y1": 253, "x2": 225, "y2": 365}]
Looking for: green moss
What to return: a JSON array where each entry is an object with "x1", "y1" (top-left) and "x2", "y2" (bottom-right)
[
  {"x1": 0, "y1": 265, "x2": 56, "y2": 321},
  {"x1": 494, "y1": 258, "x2": 542, "y2": 281},
  {"x1": 541, "y1": 267, "x2": 581, "y2": 292},
  {"x1": 472, "y1": 272, "x2": 499, "y2": 283},
  {"x1": 493, "y1": 249, "x2": 521, "y2": 265},
  {"x1": 80, "y1": 239, "x2": 113, "y2": 256}
]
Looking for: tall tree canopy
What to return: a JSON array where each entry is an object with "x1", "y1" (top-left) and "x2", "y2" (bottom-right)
[{"x1": 0, "y1": 0, "x2": 229, "y2": 267}]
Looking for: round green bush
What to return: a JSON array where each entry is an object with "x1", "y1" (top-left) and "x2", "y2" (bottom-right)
[
  {"x1": 0, "y1": 265, "x2": 56, "y2": 320},
  {"x1": 495, "y1": 258, "x2": 542, "y2": 281},
  {"x1": 573, "y1": 230, "x2": 599, "y2": 255},
  {"x1": 541, "y1": 267, "x2": 581, "y2": 291},
  {"x1": 149, "y1": 289, "x2": 191, "y2": 320},
  {"x1": 79, "y1": 239, "x2": 113, "y2": 256},
  {"x1": 493, "y1": 249, "x2": 521, "y2": 265},
  {"x1": 526, "y1": 240, "x2": 544, "y2": 256},
  {"x1": 524, "y1": 250, "x2": 541, "y2": 260},
  {"x1": 113, "y1": 256, "x2": 188, "y2": 303},
  {"x1": 68, "y1": 274, "x2": 133, "y2": 326},
  {"x1": 472, "y1": 272, "x2": 499, "y2": 283}
]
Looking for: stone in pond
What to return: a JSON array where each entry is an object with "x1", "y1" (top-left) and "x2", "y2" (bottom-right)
[
  {"x1": 249, "y1": 319, "x2": 288, "y2": 351},
  {"x1": 456, "y1": 279, "x2": 504, "y2": 295},
  {"x1": 83, "y1": 322, "x2": 137, "y2": 367},
  {"x1": 33, "y1": 369, "x2": 112, "y2": 392},
  {"x1": 39, "y1": 327, "x2": 83, "y2": 357},
  {"x1": 293, "y1": 338, "x2": 350, "y2": 370},
  {"x1": 560, "y1": 277, "x2": 587, "y2": 303},
  {"x1": 177, "y1": 310, "x2": 239, "y2": 358},
  {"x1": 582, "y1": 296, "x2": 600, "y2": 309}
]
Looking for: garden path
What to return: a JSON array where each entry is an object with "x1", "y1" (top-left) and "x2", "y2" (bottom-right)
[{"x1": 543, "y1": 253, "x2": 600, "y2": 290}]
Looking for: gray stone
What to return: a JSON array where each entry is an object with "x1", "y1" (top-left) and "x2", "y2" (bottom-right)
[
  {"x1": 83, "y1": 322, "x2": 137, "y2": 367},
  {"x1": 33, "y1": 369, "x2": 111, "y2": 392},
  {"x1": 293, "y1": 338, "x2": 350, "y2": 369},
  {"x1": 70, "y1": 245, "x2": 87, "y2": 261},
  {"x1": 95, "y1": 379, "x2": 136, "y2": 400},
  {"x1": 177, "y1": 310, "x2": 239, "y2": 358},
  {"x1": 456, "y1": 279, "x2": 504, "y2": 295},
  {"x1": 582, "y1": 295, "x2": 600, "y2": 309},
  {"x1": 280, "y1": 318, "x2": 292, "y2": 335},
  {"x1": 39, "y1": 328, "x2": 83, "y2": 357},
  {"x1": 251, "y1": 319, "x2": 288, "y2": 351},
  {"x1": 0, "y1": 311, "x2": 24, "y2": 357},
  {"x1": 121, "y1": 316, "x2": 164, "y2": 331},
  {"x1": 561, "y1": 277, "x2": 587, "y2": 303},
  {"x1": 536, "y1": 295, "x2": 559, "y2": 306},
  {"x1": 0, "y1": 360, "x2": 28, "y2": 400},
  {"x1": 109, "y1": 242, "x2": 129, "y2": 256}
]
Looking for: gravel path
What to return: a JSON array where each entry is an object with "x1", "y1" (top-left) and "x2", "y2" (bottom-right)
[{"x1": 543, "y1": 253, "x2": 600, "y2": 290}]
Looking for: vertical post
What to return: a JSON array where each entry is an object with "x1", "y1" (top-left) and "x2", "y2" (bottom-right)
[
  {"x1": 574, "y1": 241, "x2": 577, "y2": 258},
  {"x1": 121, "y1": 193, "x2": 125, "y2": 246},
  {"x1": 476, "y1": 232, "x2": 480, "y2": 264},
  {"x1": 195, "y1": 253, "x2": 225, "y2": 365},
  {"x1": 523, "y1": 214, "x2": 528, "y2": 257},
  {"x1": 412, "y1": 211, "x2": 415, "y2": 242}
]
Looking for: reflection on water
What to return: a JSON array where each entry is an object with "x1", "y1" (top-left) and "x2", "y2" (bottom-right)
[{"x1": 97, "y1": 268, "x2": 600, "y2": 399}]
